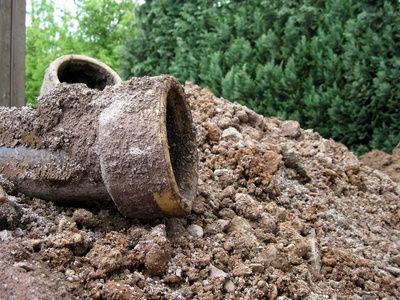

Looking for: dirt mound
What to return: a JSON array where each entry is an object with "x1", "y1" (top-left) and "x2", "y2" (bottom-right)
[
  {"x1": 360, "y1": 144, "x2": 400, "y2": 183},
  {"x1": 0, "y1": 82, "x2": 399, "y2": 299}
]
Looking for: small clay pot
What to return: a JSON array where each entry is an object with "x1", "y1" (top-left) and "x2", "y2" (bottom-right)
[{"x1": 40, "y1": 54, "x2": 121, "y2": 97}]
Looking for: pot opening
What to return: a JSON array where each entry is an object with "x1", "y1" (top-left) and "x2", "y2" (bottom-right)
[
  {"x1": 166, "y1": 87, "x2": 197, "y2": 204},
  {"x1": 58, "y1": 60, "x2": 116, "y2": 90}
]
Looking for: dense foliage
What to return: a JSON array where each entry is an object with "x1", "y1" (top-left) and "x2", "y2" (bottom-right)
[
  {"x1": 26, "y1": 0, "x2": 134, "y2": 105},
  {"x1": 120, "y1": 0, "x2": 400, "y2": 153}
]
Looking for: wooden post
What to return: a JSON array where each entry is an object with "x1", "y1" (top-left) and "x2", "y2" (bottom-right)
[{"x1": 0, "y1": 0, "x2": 26, "y2": 107}]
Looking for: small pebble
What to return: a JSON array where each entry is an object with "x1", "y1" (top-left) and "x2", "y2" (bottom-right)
[
  {"x1": 209, "y1": 264, "x2": 227, "y2": 279},
  {"x1": 187, "y1": 224, "x2": 204, "y2": 238},
  {"x1": 0, "y1": 196, "x2": 21, "y2": 230},
  {"x1": 281, "y1": 120, "x2": 301, "y2": 138},
  {"x1": 222, "y1": 127, "x2": 243, "y2": 141},
  {"x1": 0, "y1": 230, "x2": 12, "y2": 242},
  {"x1": 224, "y1": 280, "x2": 235, "y2": 292}
]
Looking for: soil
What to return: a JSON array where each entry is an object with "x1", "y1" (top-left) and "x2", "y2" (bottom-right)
[
  {"x1": 359, "y1": 144, "x2": 400, "y2": 183},
  {"x1": 0, "y1": 82, "x2": 399, "y2": 299}
]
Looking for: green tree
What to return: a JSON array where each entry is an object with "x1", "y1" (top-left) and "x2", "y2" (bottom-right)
[
  {"x1": 74, "y1": 0, "x2": 135, "y2": 68},
  {"x1": 26, "y1": 0, "x2": 64, "y2": 105},
  {"x1": 25, "y1": 0, "x2": 135, "y2": 105},
  {"x1": 120, "y1": 0, "x2": 400, "y2": 153}
]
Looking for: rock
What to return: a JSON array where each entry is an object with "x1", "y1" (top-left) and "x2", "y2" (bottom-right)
[
  {"x1": 228, "y1": 216, "x2": 254, "y2": 235},
  {"x1": 259, "y1": 213, "x2": 277, "y2": 234},
  {"x1": 250, "y1": 263, "x2": 264, "y2": 273},
  {"x1": 209, "y1": 264, "x2": 228, "y2": 279},
  {"x1": 214, "y1": 168, "x2": 237, "y2": 187},
  {"x1": 135, "y1": 224, "x2": 172, "y2": 275},
  {"x1": 164, "y1": 274, "x2": 182, "y2": 284},
  {"x1": 269, "y1": 284, "x2": 278, "y2": 300},
  {"x1": 228, "y1": 216, "x2": 250, "y2": 231},
  {"x1": 384, "y1": 266, "x2": 400, "y2": 277},
  {"x1": 246, "y1": 109, "x2": 263, "y2": 127},
  {"x1": 227, "y1": 216, "x2": 259, "y2": 246},
  {"x1": 102, "y1": 281, "x2": 141, "y2": 299},
  {"x1": 0, "y1": 187, "x2": 6, "y2": 202},
  {"x1": 391, "y1": 254, "x2": 400, "y2": 266},
  {"x1": 204, "y1": 121, "x2": 221, "y2": 142},
  {"x1": 220, "y1": 186, "x2": 236, "y2": 198},
  {"x1": 281, "y1": 147, "x2": 311, "y2": 183},
  {"x1": 0, "y1": 195, "x2": 21, "y2": 230},
  {"x1": 166, "y1": 218, "x2": 187, "y2": 237},
  {"x1": 217, "y1": 117, "x2": 231, "y2": 129},
  {"x1": 0, "y1": 230, "x2": 12, "y2": 242},
  {"x1": 0, "y1": 244, "x2": 74, "y2": 299},
  {"x1": 187, "y1": 224, "x2": 204, "y2": 238},
  {"x1": 205, "y1": 220, "x2": 230, "y2": 234},
  {"x1": 65, "y1": 269, "x2": 75, "y2": 276},
  {"x1": 232, "y1": 263, "x2": 252, "y2": 276},
  {"x1": 72, "y1": 209, "x2": 99, "y2": 228},
  {"x1": 51, "y1": 230, "x2": 88, "y2": 256},
  {"x1": 222, "y1": 127, "x2": 243, "y2": 141},
  {"x1": 87, "y1": 245, "x2": 124, "y2": 274},
  {"x1": 218, "y1": 207, "x2": 237, "y2": 219},
  {"x1": 235, "y1": 110, "x2": 249, "y2": 123},
  {"x1": 13, "y1": 262, "x2": 35, "y2": 272},
  {"x1": 281, "y1": 120, "x2": 301, "y2": 138},
  {"x1": 57, "y1": 216, "x2": 78, "y2": 232},
  {"x1": 243, "y1": 127, "x2": 262, "y2": 141},
  {"x1": 234, "y1": 193, "x2": 261, "y2": 220},
  {"x1": 224, "y1": 280, "x2": 235, "y2": 292},
  {"x1": 255, "y1": 244, "x2": 290, "y2": 271},
  {"x1": 216, "y1": 219, "x2": 230, "y2": 232}
]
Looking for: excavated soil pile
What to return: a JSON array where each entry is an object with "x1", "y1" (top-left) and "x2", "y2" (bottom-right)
[
  {"x1": 0, "y1": 82, "x2": 399, "y2": 299},
  {"x1": 360, "y1": 144, "x2": 400, "y2": 184}
]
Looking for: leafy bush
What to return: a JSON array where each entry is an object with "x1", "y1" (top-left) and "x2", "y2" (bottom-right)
[{"x1": 120, "y1": 0, "x2": 400, "y2": 153}]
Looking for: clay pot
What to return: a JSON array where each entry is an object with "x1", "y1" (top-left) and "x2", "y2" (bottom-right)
[
  {"x1": 0, "y1": 60, "x2": 197, "y2": 218},
  {"x1": 40, "y1": 54, "x2": 121, "y2": 97}
]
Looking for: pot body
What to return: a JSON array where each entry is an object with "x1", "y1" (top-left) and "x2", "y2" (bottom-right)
[{"x1": 0, "y1": 75, "x2": 198, "y2": 218}]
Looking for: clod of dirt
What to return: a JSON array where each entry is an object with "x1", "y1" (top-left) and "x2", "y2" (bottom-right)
[
  {"x1": 135, "y1": 224, "x2": 172, "y2": 275},
  {"x1": 0, "y1": 186, "x2": 6, "y2": 201},
  {"x1": 0, "y1": 82, "x2": 399, "y2": 299},
  {"x1": 50, "y1": 217, "x2": 90, "y2": 255},
  {"x1": 0, "y1": 188, "x2": 21, "y2": 230},
  {"x1": 72, "y1": 208, "x2": 100, "y2": 228},
  {"x1": 281, "y1": 146, "x2": 311, "y2": 183},
  {"x1": 102, "y1": 281, "x2": 142, "y2": 299},
  {"x1": 0, "y1": 242, "x2": 75, "y2": 299},
  {"x1": 360, "y1": 143, "x2": 400, "y2": 183}
]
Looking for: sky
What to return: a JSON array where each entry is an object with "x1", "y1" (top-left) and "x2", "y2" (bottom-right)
[
  {"x1": 25, "y1": 0, "x2": 143, "y2": 26},
  {"x1": 26, "y1": 0, "x2": 78, "y2": 26}
]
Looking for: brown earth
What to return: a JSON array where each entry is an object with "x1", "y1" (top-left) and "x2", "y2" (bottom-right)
[
  {"x1": 359, "y1": 144, "x2": 400, "y2": 183},
  {"x1": 0, "y1": 82, "x2": 399, "y2": 299}
]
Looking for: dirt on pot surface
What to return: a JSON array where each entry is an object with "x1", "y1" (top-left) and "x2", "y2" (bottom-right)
[
  {"x1": 0, "y1": 82, "x2": 399, "y2": 299},
  {"x1": 359, "y1": 144, "x2": 400, "y2": 183}
]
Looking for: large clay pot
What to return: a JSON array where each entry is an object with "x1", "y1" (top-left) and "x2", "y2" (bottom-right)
[{"x1": 0, "y1": 56, "x2": 197, "y2": 218}]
